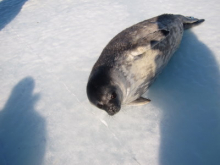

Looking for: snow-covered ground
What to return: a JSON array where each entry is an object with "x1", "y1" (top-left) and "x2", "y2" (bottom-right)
[{"x1": 0, "y1": 0, "x2": 220, "y2": 164}]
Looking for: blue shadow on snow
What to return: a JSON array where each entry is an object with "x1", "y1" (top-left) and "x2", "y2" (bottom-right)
[
  {"x1": 0, "y1": 77, "x2": 46, "y2": 165},
  {"x1": 0, "y1": 0, "x2": 28, "y2": 30},
  {"x1": 148, "y1": 31, "x2": 220, "y2": 165},
  {"x1": 147, "y1": 30, "x2": 220, "y2": 165}
]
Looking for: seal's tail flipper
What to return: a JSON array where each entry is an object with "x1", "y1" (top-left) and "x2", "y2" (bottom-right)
[{"x1": 182, "y1": 16, "x2": 205, "y2": 30}]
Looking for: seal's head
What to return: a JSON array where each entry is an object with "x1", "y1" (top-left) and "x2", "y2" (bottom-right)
[{"x1": 87, "y1": 67, "x2": 123, "y2": 115}]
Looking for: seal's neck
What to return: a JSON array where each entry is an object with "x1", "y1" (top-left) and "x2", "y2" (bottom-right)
[
  {"x1": 90, "y1": 66, "x2": 126, "y2": 103},
  {"x1": 109, "y1": 68, "x2": 128, "y2": 104}
]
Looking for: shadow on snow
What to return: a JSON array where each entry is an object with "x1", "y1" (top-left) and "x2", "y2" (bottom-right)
[
  {"x1": 0, "y1": 0, "x2": 28, "y2": 30},
  {"x1": 147, "y1": 30, "x2": 220, "y2": 165},
  {"x1": 0, "y1": 77, "x2": 46, "y2": 165}
]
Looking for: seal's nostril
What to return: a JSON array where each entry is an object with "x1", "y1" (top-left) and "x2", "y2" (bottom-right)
[{"x1": 107, "y1": 106, "x2": 120, "y2": 116}]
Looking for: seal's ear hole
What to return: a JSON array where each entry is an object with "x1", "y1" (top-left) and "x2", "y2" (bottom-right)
[{"x1": 111, "y1": 92, "x2": 117, "y2": 99}]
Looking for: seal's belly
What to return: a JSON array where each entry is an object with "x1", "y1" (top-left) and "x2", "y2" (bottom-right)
[{"x1": 123, "y1": 32, "x2": 182, "y2": 103}]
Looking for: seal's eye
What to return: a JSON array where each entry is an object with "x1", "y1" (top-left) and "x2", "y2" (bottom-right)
[{"x1": 110, "y1": 92, "x2": 117, "y2": 99}]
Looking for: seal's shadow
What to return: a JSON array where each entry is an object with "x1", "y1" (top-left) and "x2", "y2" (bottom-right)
[
  {"x1": 0, "y1": 77, "x2": 46, "y2": 165},
  {"x1": 146, "y1": 31, "x2": 220, "y2": 165},
  {"x1": 0, "y1": 0, "x2": 28, "y2": 30}
]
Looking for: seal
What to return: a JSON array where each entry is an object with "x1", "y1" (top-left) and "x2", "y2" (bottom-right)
[{"x1": 87, "y1": 14, "x2": 204, "y2": 115}]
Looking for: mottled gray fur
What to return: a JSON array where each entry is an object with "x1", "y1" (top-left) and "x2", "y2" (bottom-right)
[{"x1": 88, "y1": 14, "x2": 204, "y2": 114}]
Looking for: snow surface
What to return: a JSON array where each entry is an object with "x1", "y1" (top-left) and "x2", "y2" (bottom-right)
[{"x1": 0, "y1": 0, "x2": 220, "y2": 165}]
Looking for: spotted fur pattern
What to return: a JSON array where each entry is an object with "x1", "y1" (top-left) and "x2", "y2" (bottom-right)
[{"x1": 90, "y1": 14, "x2": 203, "y2": 104}]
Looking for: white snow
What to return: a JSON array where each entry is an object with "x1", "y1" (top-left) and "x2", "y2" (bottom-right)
[{"x1": 0, "y1": 0, "x2": 220, "y2": 165}]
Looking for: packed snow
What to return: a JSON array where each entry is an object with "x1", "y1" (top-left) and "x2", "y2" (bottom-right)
[{"x1": 0, "y1": 0, "x2": 220, "y2": 165}]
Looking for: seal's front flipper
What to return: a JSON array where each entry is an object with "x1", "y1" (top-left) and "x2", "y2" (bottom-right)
[
  {"x1": 182, "y1": 16, "x2": 205, "y2": 30},
  {"x1": 128, "y1": 97, "x2": 151, "y2": 106}
]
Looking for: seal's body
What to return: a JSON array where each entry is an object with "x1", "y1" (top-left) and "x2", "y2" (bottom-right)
[{"x1": 87, "y1": 14, "x2": 204, "y2": 115}]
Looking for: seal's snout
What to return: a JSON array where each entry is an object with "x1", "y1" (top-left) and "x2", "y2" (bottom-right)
[{"x1": 107, "y1": 106, "x2": 120, "y2": 116}]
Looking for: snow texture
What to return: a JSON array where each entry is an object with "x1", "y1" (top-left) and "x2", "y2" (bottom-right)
[{"x1": 0, "y1": 0, "x2": 220, "y2": 165}]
